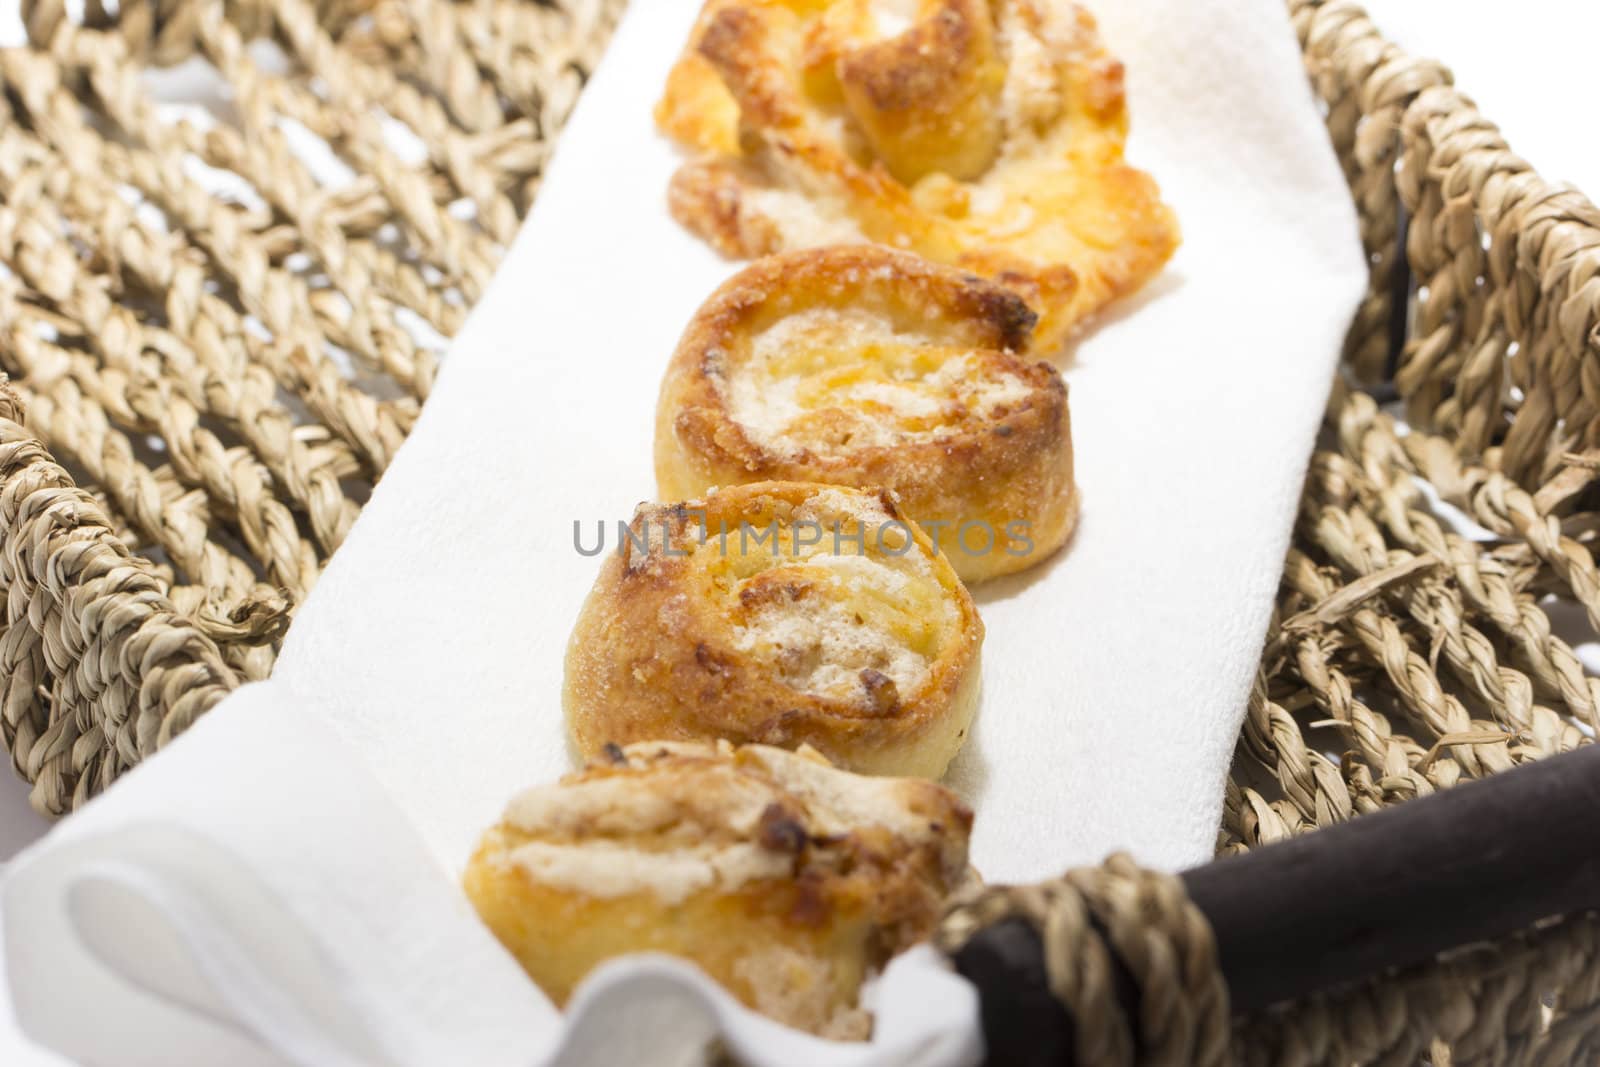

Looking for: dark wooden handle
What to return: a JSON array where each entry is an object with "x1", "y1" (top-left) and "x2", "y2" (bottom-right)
[{"x1": 951, "y1": 744, "x2": 1600, "y2": 1066}]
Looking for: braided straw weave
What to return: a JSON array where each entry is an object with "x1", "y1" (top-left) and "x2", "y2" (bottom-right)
[
  {"x1": 1225, "y1": 0, "x2": 1600, "y2": 1057},
  {"x1": 0, "y1": 0, "x2": 623, "y2": 812},
  {"x1": 1237, "y1": 0, "x2": 1600, "y2": 912},
  {"x1": 1, "y1": 0, "x2": 1598, "y2": 1061}
]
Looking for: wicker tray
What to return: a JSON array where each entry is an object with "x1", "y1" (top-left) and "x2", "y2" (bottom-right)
[{"x1": 1, "y1": 0, "x2": 1597, "y2": 1062}]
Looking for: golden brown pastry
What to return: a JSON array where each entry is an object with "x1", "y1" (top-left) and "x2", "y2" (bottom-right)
[
  {"x1": 463, "y1": 740, "x2": 973, "y2": 1038},
  {"x1": 655, "y1": 246, "x2": 1076, "y2": 582},
  {"x1": 656, "y1": 0, "x2": 1180, "y2": 351},
  {"x1": 565, "y1": 481, "x2": 982, "y2": 778}
]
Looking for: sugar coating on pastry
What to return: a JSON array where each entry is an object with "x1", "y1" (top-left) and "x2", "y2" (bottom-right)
[
  {"x1": 564, "y1": 481, "x2": 982, "y2": 778},
  {"x1": 656, "y1": 246, "x2": 1077, "y2": 581},
  {"x1": 463, "y1": 740, "x2": 974, "y2": 1038},
  {"x1": 655, "y1": 0, "x2": 1180, "y2": 352}
]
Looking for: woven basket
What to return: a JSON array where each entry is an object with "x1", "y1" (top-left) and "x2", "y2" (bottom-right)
[{"x1": 0, "y1": 0, "x2": 1596, "y2": 1062}]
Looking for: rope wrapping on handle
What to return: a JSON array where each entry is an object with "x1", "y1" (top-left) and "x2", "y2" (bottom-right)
[{"x1": 937, "y1": 854, "x2": 1231, "y2": 1067}]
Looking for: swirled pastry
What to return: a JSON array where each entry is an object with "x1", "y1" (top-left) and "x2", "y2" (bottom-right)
[
  {"x1": 655, "y1": 246, "x2": 1076, "y2": 582},
  {"x1": 463, "y1": 740, "x2": 973, "y2": 1038},
  {"x1": 656, "y1": 0, "x2": 1180, "y2": 351},
  {"x1": 565, "y1": 481, "x2": 982, "y2": 778}
]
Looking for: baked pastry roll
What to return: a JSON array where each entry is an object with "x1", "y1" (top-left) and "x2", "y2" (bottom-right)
[
  {"x1": 565, "y1": 481, "x2": 982, "y2": 778},
  {"x1": 656, "y1": 0, "x2": 1179, "y2": 351},
  {"x1": 655, "y1": 246, "x2": 1076, "y2": 582},
  {"x1": 463, "y1": 740, "x2": 973, "y2": 1038}
]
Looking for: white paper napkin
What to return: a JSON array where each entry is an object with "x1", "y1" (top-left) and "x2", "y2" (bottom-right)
[
  {"x1": 2, "y1": 0, "x2": 1365, "y2": 1062},
  {"x1": 263, "y1": 0, "x2": 1365, "y2": 882},
  {"x1": 4, "y1": 687, "x2": 979, "y2": 1067}
]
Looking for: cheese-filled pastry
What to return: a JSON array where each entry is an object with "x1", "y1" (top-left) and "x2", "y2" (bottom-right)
[
  {"x1": 463, "y1": 740, "x2": 973, "y2": 1038},
  {"x1": 565, "y1": 481, "x2": 982, "y2": 778},
  {"x1": 655, "y1": 246, "x2": 1076, "y2": 582},
  {"x1": 655, "y1": 0, "x2": 1179, "y2": 351}
]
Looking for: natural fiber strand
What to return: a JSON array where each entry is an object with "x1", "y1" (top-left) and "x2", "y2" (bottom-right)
[
  {"x1": 937, "y1": 854, "x2": 1232, "y2": 1067},
  {"x1": 0, "y1": 0, "x2": 626, "y2": 815}
]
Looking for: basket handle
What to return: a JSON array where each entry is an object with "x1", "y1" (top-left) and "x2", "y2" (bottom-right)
[{"x1": 940, "y1": 743, "x2": 1600, "y2": 1065}]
